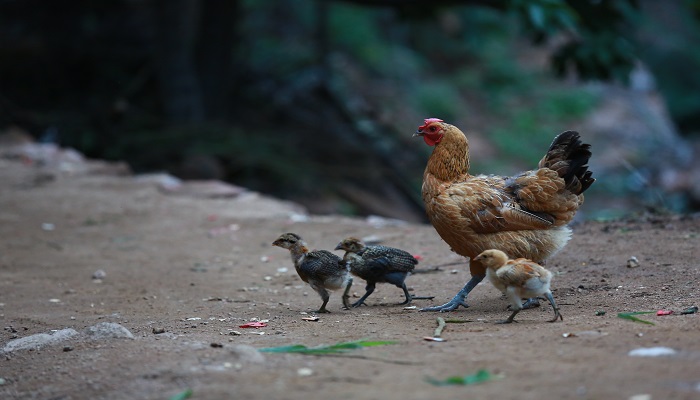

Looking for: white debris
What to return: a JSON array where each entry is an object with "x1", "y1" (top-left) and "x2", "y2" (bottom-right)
[
  {"x1": 628, "y1": 347, "x2": 676, "y2": 357},
  {"x1": 297, "y1": 368, "x2": 314, "y2": 377}
]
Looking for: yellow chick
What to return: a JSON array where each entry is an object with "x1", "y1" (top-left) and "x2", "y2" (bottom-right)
[{"x1": 474, "y1": 249, "x2": 562, "y2": 324}]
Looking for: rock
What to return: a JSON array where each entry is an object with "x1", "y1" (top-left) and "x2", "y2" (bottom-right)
[
  {"x1": 627, "y1": 256, "x2": 640, "y2": 268},
  {"x1": 2, "y1": 328, "x2": 80, "y2": 352},
  {"x1": 84, "y1": 322, "x2": 134, "y2": 340},
  {"x1": 229, "y1": 344, "x2": 265, "y2": 364}
]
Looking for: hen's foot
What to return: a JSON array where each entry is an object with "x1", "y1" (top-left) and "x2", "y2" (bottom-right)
[
  {"x1": 316, "y1": 308, "x2": 331, "y2": 313},
  {"x1": 521, "y1": 298, "x2": 540, "y2": 309},
  {"x1": 421, "y1": 297, "x2": 469, "y2": 312},
  {"x1": 496, "y1": 319, "x2": 518, "y2": 324},
  {"x1": 351, "y1": 300, "x2": 367, "y2": 308}
]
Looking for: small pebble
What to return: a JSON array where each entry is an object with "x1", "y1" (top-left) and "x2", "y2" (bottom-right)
[
  {"x1": 152, "y1": 327, "x2": 166, "y2": 334},
  {"x1": 63, "y1": 346, "x2": 73, "y2": 352},
  {"x1": 627, "y1": 256, "x2": 640, "y2": 268},
  {"x1": 92, "y1": 270, "x2": 106, "y2": 280},
  {"x1": 210, "y1": 343, "x2": 224, "y2": 348}
]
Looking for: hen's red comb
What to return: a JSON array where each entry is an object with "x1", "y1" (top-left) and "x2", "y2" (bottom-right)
[{"x1": 419, "y1": 118, "x2": 443, "y2": 129}]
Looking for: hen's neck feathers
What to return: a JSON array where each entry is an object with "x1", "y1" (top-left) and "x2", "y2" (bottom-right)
[{"x1": 425, "y1": 125, "x2": 470, "y2": 182}]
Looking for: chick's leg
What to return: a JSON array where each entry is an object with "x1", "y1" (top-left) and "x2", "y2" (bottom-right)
[
  {"x1": 398, "y1": 282, "x2": 412, "y2": 305},
  {"x1": 497, "y1": 288, "x2": 522, "y2": 324},
  {"x1": 544, "y1": 291, "x2": 563, "y2": 322},
  {"x1": 313, "y1": 285, "x2": 331, "y2": 313},
  {"x1": 352, "y1": 282, "x2": 376, "y2": 307},
  {"x1": 341, "y1": 277, "x2": 353, "y2": 309},
  {"x1": 421, "y1": 274, "x2": 484, "y2": 312}
]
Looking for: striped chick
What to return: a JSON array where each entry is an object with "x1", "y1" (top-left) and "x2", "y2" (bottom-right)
[
  {"x1": 272, "y1": 233, "x2": 352, "y2": 313},
  {"x1": 335, "y1": 237, "x2": 417, "y2": 307},
  {"x1": 474, "y1": 249, "x2": 562, "y2": 324}
]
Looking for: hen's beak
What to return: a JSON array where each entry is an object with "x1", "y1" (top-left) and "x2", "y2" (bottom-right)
[{"x1": 413, "y1": 129, "x2": 424, "y2": 137}]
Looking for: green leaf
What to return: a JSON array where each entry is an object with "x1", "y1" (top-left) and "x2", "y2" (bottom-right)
[
  {"x1": 169, "y1": 389, "x2": 193, "y2": 400},
  {"x1": 427, "y1": 369, "x2": 496, "y2": 386},
  {"x1": 617, "y1": 311, "x2": 655, "y2": 325},
  {"x1": 259, "y1": 340, "x2": 397, "y2": 354},
  {"x1": 528, "y1": 5, "x2": 546, "y2": 30}
]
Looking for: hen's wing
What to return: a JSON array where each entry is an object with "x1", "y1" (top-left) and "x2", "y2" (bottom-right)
[{"x1": 441, "y1": 176, "x2": 555, "y2": 234}]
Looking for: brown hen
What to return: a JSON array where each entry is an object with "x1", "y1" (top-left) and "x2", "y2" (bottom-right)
[{"x1": 415, "y1": 118, "x2": 594, "y2": 312}]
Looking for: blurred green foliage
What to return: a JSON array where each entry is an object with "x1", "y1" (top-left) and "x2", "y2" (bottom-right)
[{"x1": 2, "y1": 0, "x2": 700, "y2": 218}]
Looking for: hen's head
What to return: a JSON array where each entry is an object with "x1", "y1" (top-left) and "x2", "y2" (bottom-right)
[
  {"x1": 334, "y1": 237, "x2": 366, "y2": 253},
  {"x1": 415, "y1": 118, "x2": 445, "y2": 146},
  {"x1": 474, "y1": 249, "x2": 509, "y2": 270},
  {"x1": 272, "y1": 232, "x2": 303, "y2": 249}
]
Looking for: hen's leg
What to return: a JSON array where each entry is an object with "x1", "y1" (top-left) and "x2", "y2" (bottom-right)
[
  {"x1": 421, "y1": 274, "x2": 484, "y2": 312},
  {"x1": 352, "y1": 282, "x2": 376, "y2": 307}
]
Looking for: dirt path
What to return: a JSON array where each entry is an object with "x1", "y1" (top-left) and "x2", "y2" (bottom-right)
[{"x1": 1, "y1": 156, "x2": 699, "y2": 400}]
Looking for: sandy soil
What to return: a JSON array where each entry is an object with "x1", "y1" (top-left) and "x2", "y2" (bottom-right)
[{"x1": 0, "y1": 155, "x2": 699, "y2": 400}]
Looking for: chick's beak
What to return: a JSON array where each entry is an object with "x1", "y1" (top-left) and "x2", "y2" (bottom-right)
[
  {"x1": 334, "y1": 243, "x2": 343, "y2": 250},
  {"x1": 272, "y1": 240, "x2": 281, "y2": 247}
]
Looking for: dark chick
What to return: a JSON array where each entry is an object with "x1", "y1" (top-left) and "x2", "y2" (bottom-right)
[
  {"x1": 335, "y1": 237, "x2": 417, "y2": 307},
  {"x1": 272, "y1": 233, "x2": 352, "y2": 313}
]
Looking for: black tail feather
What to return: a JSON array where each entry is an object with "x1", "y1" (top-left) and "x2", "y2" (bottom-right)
[{"x1": 540, "y1": 131, "x2": 595, "y2": 195}]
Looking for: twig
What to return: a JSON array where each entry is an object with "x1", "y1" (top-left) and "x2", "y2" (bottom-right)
[
  {"x1": 434, "y1": 317, "x2": 446, "y2": 338},
  {"x1": 412, "y1": 261, "x2": 465, "y2": 274},
  {"x1": 411, "y1": 296, "x2": 435, "y2": 300}
]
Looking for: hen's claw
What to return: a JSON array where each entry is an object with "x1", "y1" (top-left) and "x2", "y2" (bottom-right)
[
  {"x1": 421, "y1": 274, "x2": 484, "y2": 312},
  {"x1": 421, "y1": 297, "x2": 469, "y2": 312},
  {"x1": 521, "y1": 297, "x2": 540, "y2": 309},
  {"x1": 351, "y1": 300, "x2": 367, "y2": 308}
]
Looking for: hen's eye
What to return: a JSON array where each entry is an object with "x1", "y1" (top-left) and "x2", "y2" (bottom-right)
[{"x1": 429, "y1": 126, "x2": 437, "y2": 132}]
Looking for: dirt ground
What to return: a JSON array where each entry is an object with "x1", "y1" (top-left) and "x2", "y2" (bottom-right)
[{"x1": 1, "y1": 154, "x2": 699, "y2": 400}]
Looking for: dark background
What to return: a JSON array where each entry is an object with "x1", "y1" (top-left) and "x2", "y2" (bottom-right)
[{"x1": 2, "y1": 0, "x2": 699, "y2": 221}]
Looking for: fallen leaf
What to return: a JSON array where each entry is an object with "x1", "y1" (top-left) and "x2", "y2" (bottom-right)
[
  {"x1": 617, "y1": 311, "x2": 655, "y2": 325},
  {"x1": 239, "y1": 322, "x2": 267, "y2": 328},
  {"x1": 426, "y1": 369, "x2": 497, "y2": 386},
  {"x1": 169, "y1": 389, "x2": 193, "y2": 400},
  {"x1": 259, "y1": 340, "x2": 396, "y2": 354}
]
